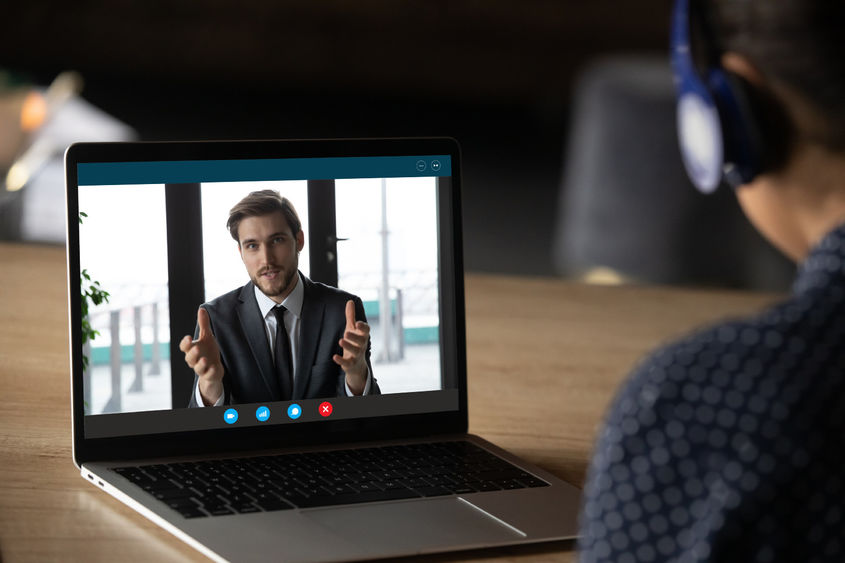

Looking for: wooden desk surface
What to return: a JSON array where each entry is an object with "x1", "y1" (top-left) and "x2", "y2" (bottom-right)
[{"x1": 0, "y1": 242, "x2": 780, "y2": 562}]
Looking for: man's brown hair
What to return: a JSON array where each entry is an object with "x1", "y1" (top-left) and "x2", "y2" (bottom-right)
[{"x1": 226, "y1": 190, "x2": 302, "y2": 243}]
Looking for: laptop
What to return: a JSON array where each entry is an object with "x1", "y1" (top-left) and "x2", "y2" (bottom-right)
[{"x1": 65, "y1": 137, "x2": 581, "y2": 562}]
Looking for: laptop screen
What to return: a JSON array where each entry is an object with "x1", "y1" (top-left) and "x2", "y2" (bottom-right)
[{"x1": 66, "y1": 139, "x2": 466, "y2": 457}]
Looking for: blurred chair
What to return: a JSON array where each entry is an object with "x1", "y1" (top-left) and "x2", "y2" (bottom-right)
[{"x1": 553, "y1": 55, "x2": 794, "y2": 291}]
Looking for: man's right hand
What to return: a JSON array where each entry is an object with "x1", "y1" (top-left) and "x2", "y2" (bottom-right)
[{"x1": 179, "y1": 307, "x2": 224, "y2": 406}]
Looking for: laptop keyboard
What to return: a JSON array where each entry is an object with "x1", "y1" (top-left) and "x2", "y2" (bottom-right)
[{"x1": 113, "y1": 441, "x2": 549, "y2": 519}]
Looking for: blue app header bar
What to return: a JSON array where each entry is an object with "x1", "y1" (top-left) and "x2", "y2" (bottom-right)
[{"x1": 77, "y1": 155, "x2": 452, "y2": 185}]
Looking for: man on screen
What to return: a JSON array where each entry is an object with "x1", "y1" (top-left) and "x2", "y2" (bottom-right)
[{"x1": 181, "y1": 189, "x2": 379, "y2": 407}]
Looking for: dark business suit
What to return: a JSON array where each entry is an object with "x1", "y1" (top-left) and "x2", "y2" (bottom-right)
[{"x1": 188, "y1": 273, "x2": 379, "y2": 407}]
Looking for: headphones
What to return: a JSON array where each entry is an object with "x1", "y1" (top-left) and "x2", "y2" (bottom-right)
[{"x1": 670, "y1": 0, "x2": 788, "y2": 193}]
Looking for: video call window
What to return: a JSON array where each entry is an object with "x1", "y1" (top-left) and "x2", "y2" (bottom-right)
[{"x1": 78, "y1": 176, "x2": 442, "y2": 416}]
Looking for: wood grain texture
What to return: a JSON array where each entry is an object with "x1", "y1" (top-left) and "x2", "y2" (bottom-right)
[{"x1": 0, "y1": 242, "x2": 780, "y2": 562}]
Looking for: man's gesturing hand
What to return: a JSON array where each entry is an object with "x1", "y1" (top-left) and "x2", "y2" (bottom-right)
[
  {"x1": 333, "y1": 300, "x2": 370, "y2": 395},
  {"x1": 179, "y1": 307, "x2": 224, "y2": 406}
]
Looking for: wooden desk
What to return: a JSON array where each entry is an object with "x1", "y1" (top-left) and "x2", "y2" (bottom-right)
[{"x1": 0, "y1": 242, "x2": 780, "y2": 562}]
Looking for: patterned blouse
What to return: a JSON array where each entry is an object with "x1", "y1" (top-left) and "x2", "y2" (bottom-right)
[{"x1": 578, "y1": 223, "x2": 845, "y2": 563}]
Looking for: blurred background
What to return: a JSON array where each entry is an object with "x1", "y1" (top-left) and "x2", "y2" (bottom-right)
[{"x1": 0, "y1": 0, "x2": 794, "y2": 289}]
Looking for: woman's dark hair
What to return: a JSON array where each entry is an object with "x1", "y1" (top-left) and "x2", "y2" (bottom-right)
[
  {"x1": 709, "y1": 1, "x2": 845, "y2": 151},
  {"x1": 226, "y1": 190, "x2": 302, "y2": 243}
]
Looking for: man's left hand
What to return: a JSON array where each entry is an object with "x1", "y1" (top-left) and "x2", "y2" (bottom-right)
[{"x1": 333, "y1": 300, "x2": 370, "y2": 395}]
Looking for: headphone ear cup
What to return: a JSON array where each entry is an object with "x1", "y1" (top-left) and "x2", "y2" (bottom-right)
[{"x1": 712, "y1": 71, "x2": 792, "y2": 185}]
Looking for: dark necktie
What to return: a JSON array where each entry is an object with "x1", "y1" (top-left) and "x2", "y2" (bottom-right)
[{"x1": 273, "y1": 306, "x2": 293, "y2": 400}]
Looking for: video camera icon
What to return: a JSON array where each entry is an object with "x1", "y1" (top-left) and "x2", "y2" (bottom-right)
[{"x1": 224, "y1": 408, "x2": 239, "y2": 424}]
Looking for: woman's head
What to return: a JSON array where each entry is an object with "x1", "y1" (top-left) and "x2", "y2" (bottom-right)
[{"x1": 689, "y1": 0, "x2": 845, "y2": 261}]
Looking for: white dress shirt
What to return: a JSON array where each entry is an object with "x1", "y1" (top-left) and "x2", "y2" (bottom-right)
[{"x1": 195, "y1": 273, "x2": 372, "y2": 406}]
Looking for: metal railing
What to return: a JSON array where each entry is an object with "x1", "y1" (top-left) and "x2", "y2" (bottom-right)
[{"x1": 84, "y1": 300, "x2": 167, "y2": 414}]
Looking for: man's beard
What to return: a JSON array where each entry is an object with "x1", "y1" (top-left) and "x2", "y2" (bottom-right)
[{"x1": 253, "y1": 265, "x2": 297, "y2": 299}]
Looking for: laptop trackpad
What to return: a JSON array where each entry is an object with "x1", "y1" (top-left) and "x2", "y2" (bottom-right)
[{"x1": 304, "y1": 497, "x2": 526, "y2": 553}]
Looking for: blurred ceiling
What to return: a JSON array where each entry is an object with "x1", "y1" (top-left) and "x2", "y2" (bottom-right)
[{"x1": 1, "y1": 0, "x2": 671, "y2": 105}]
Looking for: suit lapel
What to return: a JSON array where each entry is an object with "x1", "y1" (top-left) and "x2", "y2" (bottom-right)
[
  {"x1": 236, "y1": 282, "x2": 281, "y2": 400},
  {"x1": 294, "y1": 276, "x2": 325, "y2": 399}
]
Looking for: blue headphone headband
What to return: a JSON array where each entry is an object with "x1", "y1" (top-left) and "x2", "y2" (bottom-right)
[{"x1": 671, "y1": 0, "x2": 765, "y2": 192}]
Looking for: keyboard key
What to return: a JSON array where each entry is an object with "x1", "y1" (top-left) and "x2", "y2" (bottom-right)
[
  {"x1": 414, "y1": 486, "x2": 453, "y2": 497},
  {"x1": 355, "y1": 482, "x2": 381, "y2": 493},
  {"x1": 176, "y1": 507, "x2": 207, "y2": 518},
  {"x1": 324, "y1": 484, "x2": 357, "y2": 495},
  {"x1": 402, "y1": 478, "x2": 432, "y2": 489},
  {"x1": 291, "y1": 488, "x2": 421, "y2": 508},
  {"x1": 475, "y1": 481, "x2": 503, "y2": 492},
  {"x1": 449, "y1": 486, "x2": 477, "y2": 495},
  {"x1": 493, "y1": 479, "x2": 525, "y2": 490},
  {"x1": 152, "y1": 488, "x2": 193, "y2": 500},
  {"x1": 165, "y1": 498, "x2": 200, "y2": 510},
  {"x1": 277, "y1": 491, "x2": 311, "y2": 506},
  {"x1": 254, "y1": 499, "x2": 294, "y2": 512},
  {"x1": 379, "y1": 481, "x2": 406, "y2": 491},
  {"x1": 518, "y1": 477, "x2": 550, "y2": 488}
]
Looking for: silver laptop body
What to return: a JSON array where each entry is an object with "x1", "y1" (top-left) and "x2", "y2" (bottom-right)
[{"x1": 66, "y1": 138, "x2": 580, "y2": 562}]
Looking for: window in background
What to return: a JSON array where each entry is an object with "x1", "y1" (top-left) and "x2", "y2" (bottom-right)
[
  {"x1": 78, "y1": 184, "x2": 170, "y2": 414},
  {"x1": 335, "y1": 177, "x2": 441, "y2": 394}
]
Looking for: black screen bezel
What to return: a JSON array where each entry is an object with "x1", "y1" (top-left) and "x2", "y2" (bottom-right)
[{"x1": 66, "y1": 137, "x2": 467, "y2": 465}]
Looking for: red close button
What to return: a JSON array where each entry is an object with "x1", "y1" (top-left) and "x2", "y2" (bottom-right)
[{"x1": 318, "y1": 401, "x2": 333, "y2": 417}]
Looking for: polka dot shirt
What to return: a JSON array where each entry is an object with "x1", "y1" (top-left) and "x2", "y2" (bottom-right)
[{"x1": 578, "y1": 223, "x2": 845, "y2": 563}]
